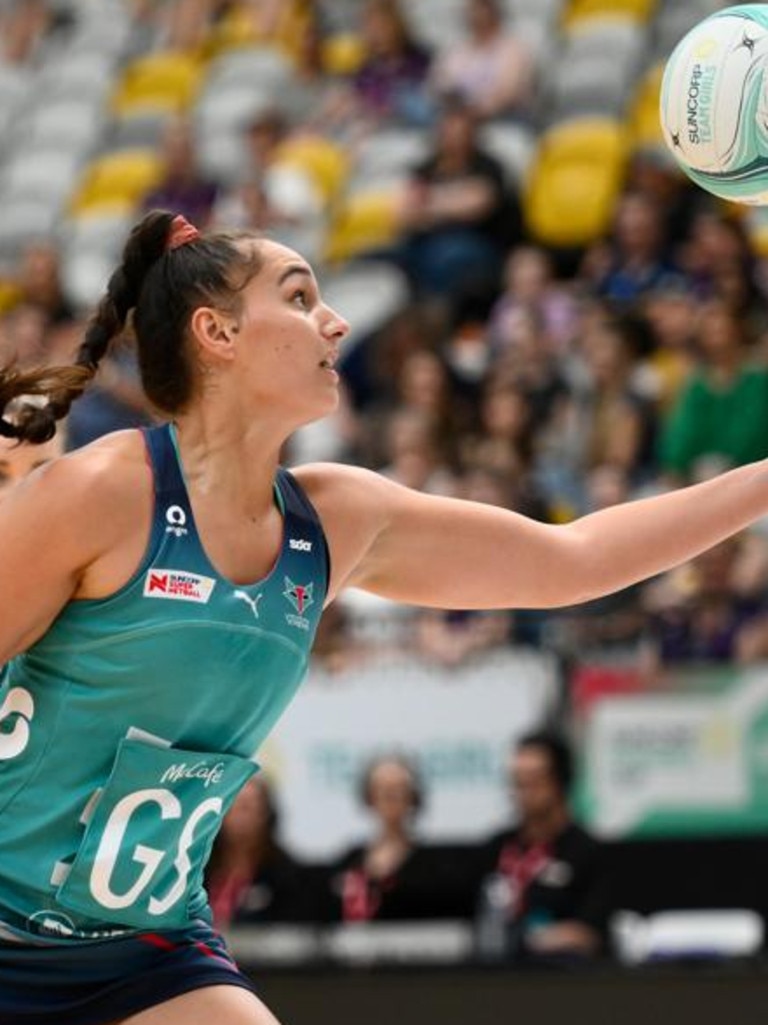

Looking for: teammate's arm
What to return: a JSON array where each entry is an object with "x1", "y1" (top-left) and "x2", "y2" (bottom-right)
[
  {"x1": 298, "y1": 461, "x2": 768, "y2": 610},
  {"x1": 0, "y1": 448, "x2": 142, "y2": 663}
]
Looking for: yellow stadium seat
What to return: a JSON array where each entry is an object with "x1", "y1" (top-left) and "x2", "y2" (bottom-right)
[
  {"x1": 746, "y1": 207, "x2": 768, "y2": 259},
  {"x1": 562, "y1": 0, "x2": 658, "y2": 28},
  {"x1": 321, "y1": 32, "x2": 365, "y2": 76},
  {"x1": 111, "y1": 52, "x2": 204, "y2": 116},
  {"x1": 630, "y1": 61, "x2": 665, "y2": 150},
  {"x1": 204, "y1": 0, "x2": 312, "y2": 64},
  {"x1": 273, "y1": 136, "x2": 350, "y2": 205},
  {"x1": 525, "y1": 118, "x2": 629, "y2": 247},
  {"x1": 0, "y1": 279, "x2": 22, "y2": 315},
  {"x1": 325, "y1": 189, "x2": 399, "y2": 264},
  {"x1": 69, "y1": 150, "x2": 165, "y2": 215}
]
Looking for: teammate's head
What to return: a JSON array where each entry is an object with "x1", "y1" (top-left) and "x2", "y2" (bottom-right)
[
  {"x1": 0, "y1": 432, "x2": 63, "y2": 496},
  {"x1": 509, "y1": 731, "x2": 573, "y2": 822},
  {"x1": 0, "y1": 210, "x2": 348, "y2": 444},
  {"x1": 359, "y1": 754, "x2": 424, "y2": 828}
]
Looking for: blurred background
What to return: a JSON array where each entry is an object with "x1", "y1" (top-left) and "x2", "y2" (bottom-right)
[{"x1": 3, "y1": 0, "x2": 768, "y2": 1019}]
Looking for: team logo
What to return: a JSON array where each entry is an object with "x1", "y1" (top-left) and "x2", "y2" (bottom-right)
[
  {"x1": 143, "y1": 569, "x2": 215, "y2": 604},
  {"x1": 289, "y1": 538, "x2": 312, "y2": 552},
  {"x1": 283, "y1": 577, "x2": 314, "y2": 631},
  {"x1": 234, "y1": 590, "x2": 263, "y2": 620},
  {"x1": 283, "y1": 577, "x2": 314, "y2": 615},
  {"x1": 27, "y1": 910, "x2": 76, "y2": 938},
  {"x1": 165, "y1": 505, "x2": 188, "y2": 538}
]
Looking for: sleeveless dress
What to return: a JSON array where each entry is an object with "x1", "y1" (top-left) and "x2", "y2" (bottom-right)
[{"x1": 0, "y1": 423, "x2": 329, "y2": 1021}]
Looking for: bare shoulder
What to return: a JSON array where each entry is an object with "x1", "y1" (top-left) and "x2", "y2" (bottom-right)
[
  {"x1": 291, "y1": 463, "x2": 406, "y2": 599},
  {"x1": 2, "y1": 429, "x2": 152, "y2": 551},
  {"x1": 292, "y1": 461, "x2": 398, "y2": 513}
]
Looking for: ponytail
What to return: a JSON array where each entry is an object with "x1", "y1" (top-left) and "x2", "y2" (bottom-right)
[
  {"x1": 0, "y1": 210, "x2": 176, "y2": 444},
  {"x1": 0, "y1": 209, "x2": 263, "y2": 443}
]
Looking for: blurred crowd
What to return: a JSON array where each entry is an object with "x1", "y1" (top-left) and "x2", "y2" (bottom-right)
[
  {"x1": 4, "y1": 0, "x2": 765, "y2": 677},
  {"x1": 206, "y1": 732, "x2": 612, "y2": 965},
  {"x1": 1, "y1": 0, "x2": 767, "y2": 965}
]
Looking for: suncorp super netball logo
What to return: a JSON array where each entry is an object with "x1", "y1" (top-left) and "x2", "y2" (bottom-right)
[
  {"x1": 143, "y1": 568, "x2": 216, "y2": 604},
  {"x1": 687, "y1": 60, "x2": 716, "y2": 145}
]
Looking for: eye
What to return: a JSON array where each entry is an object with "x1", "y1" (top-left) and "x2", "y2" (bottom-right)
[{"x1": 290, "y1": 289, "x2": 310, "y2": 309}]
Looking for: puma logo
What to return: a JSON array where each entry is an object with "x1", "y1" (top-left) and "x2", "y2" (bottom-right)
[{"x1": 234, "y1": 590, "x2": 263, "y2": 620}]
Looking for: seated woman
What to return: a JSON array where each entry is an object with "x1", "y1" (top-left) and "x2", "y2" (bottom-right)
[
  {"x1": 206, "y1": 776, "x2": 318, "y2": 927},
  {"x1": 327, "y1": 755, "x2": 466, "y2": 921}
]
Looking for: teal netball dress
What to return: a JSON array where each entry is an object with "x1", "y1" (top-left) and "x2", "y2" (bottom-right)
[{"x1": 0, "y1": 423, "x2": 329, "y2": 1021}]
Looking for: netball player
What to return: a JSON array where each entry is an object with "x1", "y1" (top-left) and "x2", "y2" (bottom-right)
[{"x1": 1, "y1": 210, "x2": 768, "y2": 1024}]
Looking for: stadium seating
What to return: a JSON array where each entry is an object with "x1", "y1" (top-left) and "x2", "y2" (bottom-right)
[
  {"x1": 110, "y1": 52, "x2": 204, "y2": 117},
  {"x1": 562, "y1": 0, "x2": 659, "y2": 29},
  {"x1": 325, "y1": 189, "x2": 401, "y2": 264},
  {"x1": 69, "y1": 149, "x2": 165, "y2": 215},
  {"x1": 525, "y1": 117, "x2": 629, "y2": 247}
]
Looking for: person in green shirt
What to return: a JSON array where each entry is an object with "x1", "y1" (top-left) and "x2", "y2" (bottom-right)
[{"x1": 660, "y1": 298, "x2": 768, "y2": 480}]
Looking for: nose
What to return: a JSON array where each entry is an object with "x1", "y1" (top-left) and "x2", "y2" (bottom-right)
[{"x1": 321, "y1": 303, "x2": 350, "y2": 343}]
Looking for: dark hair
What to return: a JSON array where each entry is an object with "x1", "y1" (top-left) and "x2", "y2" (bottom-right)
[
  {"x1": 0, "y1": 209, "x2": 263, "y2": 444},
  {"x1": 359, "y1": 754, "x2": 425, "y2": 814},
  {"x1": 515, "y1": 731, "x2": 573, "y2": 793}
]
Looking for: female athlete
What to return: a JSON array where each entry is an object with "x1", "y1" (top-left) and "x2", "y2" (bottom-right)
[{"x1": 1, "y1": 210, "x2": 767, "y2": 1024}]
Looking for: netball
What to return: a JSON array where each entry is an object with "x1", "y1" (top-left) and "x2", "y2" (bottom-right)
[{"x1": 661, "y1": 4, "x2": 768, "y2": 203}]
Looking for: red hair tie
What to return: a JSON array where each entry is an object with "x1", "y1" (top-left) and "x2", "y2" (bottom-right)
[{"x1": 167, "y1": 214, "x2": 200, "y2": 251}]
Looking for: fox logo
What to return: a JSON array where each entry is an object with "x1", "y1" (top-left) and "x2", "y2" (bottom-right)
[{"x1": 283, "y1": 577, "x2": 314, "y2": 615}]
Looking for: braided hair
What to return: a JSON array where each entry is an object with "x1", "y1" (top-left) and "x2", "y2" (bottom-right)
[{"x1": 0, "y1": 210, "x2": 263, "y2": 443}]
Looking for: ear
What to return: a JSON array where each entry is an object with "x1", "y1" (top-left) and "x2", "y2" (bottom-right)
[{"x1": 189, "y1": 306, "x2": 239, "y2": 362}]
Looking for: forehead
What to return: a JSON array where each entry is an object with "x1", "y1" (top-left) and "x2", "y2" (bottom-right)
[
  {"x1": 369, "y1": 761, "x2": 414, "y2": 787},
  {"x1": 254, "y1": 239, "x2": 315, "y2": 281},
  {"x1": 511, "y1": 747, "x2": 552, "y2": 775}
]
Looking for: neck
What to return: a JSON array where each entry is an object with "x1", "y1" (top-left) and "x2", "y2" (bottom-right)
[
  {"x1": 173, "y1": 405, "x2": 289, "y2": 520},
  {"x1": 375, "y1": 823, "x2": 410, "y2": 845},
  {"x1": 520, "y1": 805, "x2": 570, "y2": 846}
]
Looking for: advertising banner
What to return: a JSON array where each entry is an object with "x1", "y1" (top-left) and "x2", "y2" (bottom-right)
[
  {"x1": 575, "y1": 663, "x2": 768, "y2": 838},
  {"x1": 259, "y1": 650, "x2": 558, "y2": 858}
]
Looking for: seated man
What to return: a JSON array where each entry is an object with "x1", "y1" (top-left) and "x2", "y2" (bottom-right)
[{"x1": 475, "y1": 731, "x2": 610, "y2": 962}]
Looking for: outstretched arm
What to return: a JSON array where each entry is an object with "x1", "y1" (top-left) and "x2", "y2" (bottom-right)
[{"x1": 297, "y1": 462, "x2": 768, "y2": 609}]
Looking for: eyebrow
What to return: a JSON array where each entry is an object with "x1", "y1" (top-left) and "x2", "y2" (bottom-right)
[{"x1": 277, "y1": 265, "x2": 313, "y2": 286}]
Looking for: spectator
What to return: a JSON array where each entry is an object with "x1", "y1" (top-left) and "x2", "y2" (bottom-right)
[
  {"x1": 430, "y1": 0, "x2": 534, "y2": 122},
  {"x1": 641, "y1": 536, "x2": 768, "y2": 670},
  {"x1": 659, "y1": 298, "x2": 768, "y2": 482},
  {"x1": 488, "y1": 246, "x2": 579, "y2": 359},
  {"x1": 206, "y1": 775, "x2": 318, "y2": 928},
  {"x1": 15, "y1": 242, "x2": 76, "y2": 327},
  {"x1": 474, "y1": 732, "x2": 610, "y2": 962},
  {"x1": 537, "y1": 310, "x2": 657, "y2": 513},
  {"x1": 211, "y1": 108, "x2": 325, "y2": 260},
  {"x1": 395, "y1": 93, "x2": 521, "y2": 299},
  {"x1": 639, "y1": 276, "x2": 697, "y2": 411},
  {"x1": 328, "y1": 755, "x2": 460, "y2": 921},
  {"x1": 141, "y1": 117, "x2": 219, "y2": 229},
  {"x1": 351, "y1": 0, "x2": 432, "y2": 128},
  {"x1": 586, "y1": 191, "x2": 678, "y2": 305}
]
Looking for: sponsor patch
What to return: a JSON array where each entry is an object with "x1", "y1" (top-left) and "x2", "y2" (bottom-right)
[{"x1": 143, "y1": 569, "x2": 216, "y2": 604}]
